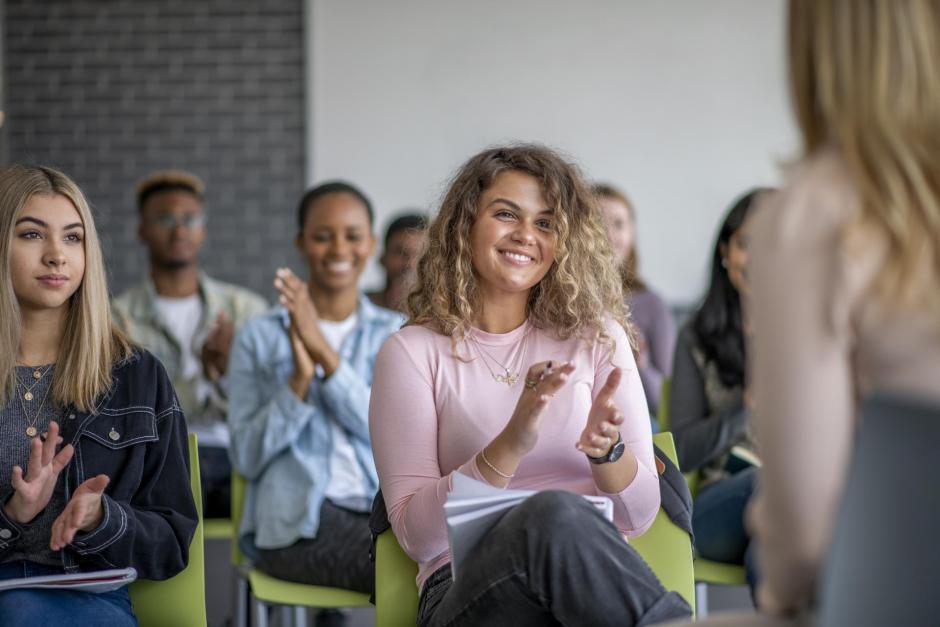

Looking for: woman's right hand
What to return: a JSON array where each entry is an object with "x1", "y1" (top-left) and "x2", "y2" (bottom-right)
[
  {"x1": 502, "y1": 360, "x2": 576, "y2": 455},
  {"x1": 288, "y1": 325, "x2": 316, "y2": 399},
  {"x1": 3, "y1": 421, "x2": 73, "y2": 525}
]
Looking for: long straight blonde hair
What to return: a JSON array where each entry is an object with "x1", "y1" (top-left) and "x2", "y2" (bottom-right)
[
  {"x1": 789, "y1": 0, "x2": 940, "y2": 309},
  {"x1": 0, "y1": 164, "x2": 130, "y2": 412}
]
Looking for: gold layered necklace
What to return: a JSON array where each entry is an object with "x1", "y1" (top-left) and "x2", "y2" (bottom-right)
[
  {"x1": 16, "y1": 364, "x2": 52, "y2": 401},
  {"x1": 15, "y1": 365, "x2": 54, "y2": 438},
  {"x1": 468, "y1": 326, "x2": 531, "y2": 387}
]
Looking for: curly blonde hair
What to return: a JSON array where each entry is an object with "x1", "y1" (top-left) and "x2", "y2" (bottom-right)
[{"x1": 407, "y1": 144, "x2": 632, "y2": 353}]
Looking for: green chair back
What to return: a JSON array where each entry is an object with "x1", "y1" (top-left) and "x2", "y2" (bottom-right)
[
  {"x1": 630, "y1": 432, "x2": 696, "y2": 612},
  {"x1": 129, "y1": 433, "x2": 208, "y2": 627},
  {"x1": 657, "y1": 378, "x2": 671, "y2": 432},
  {"x1": 375, "y1": 430, "x2": 696, "y2": 624},
  {"x1": 375, "y1": 528, "x2": 420, "y2": 627}
]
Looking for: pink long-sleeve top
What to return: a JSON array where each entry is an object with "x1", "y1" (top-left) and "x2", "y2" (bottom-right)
[{"x1": 369, "y1": 317, "x2": 661, "y2": 591}]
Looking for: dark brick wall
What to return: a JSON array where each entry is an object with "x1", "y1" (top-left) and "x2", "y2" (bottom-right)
[{"x1": 3, "y1": 0, "x2": 305, "y2": 299}]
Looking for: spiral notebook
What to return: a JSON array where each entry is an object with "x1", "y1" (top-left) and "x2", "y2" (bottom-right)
[
  {"x1": 444, "y1": 474, "x2": 612, "y2": 581},
  {"x1": 0, "y1": 567, "x2": 137, "y2": 593}
]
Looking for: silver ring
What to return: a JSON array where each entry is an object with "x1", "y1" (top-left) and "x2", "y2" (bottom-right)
[{"x1": 524, "y1": 378, "x2": 539, "y2": 390}]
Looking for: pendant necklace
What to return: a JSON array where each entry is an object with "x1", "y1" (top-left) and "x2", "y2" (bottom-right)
[
  {"x1": 15, "y1": 363, "x2": 52, "y2": 402},
  {"x1": 469, "y1": 326, "x2": 531, "y2": 387},
  {"x1": 15, "y1": 375, "x2": 54, "y2": 438}
]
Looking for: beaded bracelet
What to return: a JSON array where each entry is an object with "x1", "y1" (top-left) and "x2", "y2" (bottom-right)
[{"x1": 480, "y1": 448, "x2": 515, "y2": 479}]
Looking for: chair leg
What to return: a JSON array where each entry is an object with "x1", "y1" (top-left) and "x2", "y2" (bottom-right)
[
  {"x1": 253, "y1": 595, "x2": 268, "y2": 627},
  {"x1": 292, "y1": 606, "x2": 308, "y2": 627},
  {"x1": 234, "y1": 574, "x2": 249, "y2": 627},
  {"x1": 695, "y1": 581, "x2": 709, "y2": 618}
]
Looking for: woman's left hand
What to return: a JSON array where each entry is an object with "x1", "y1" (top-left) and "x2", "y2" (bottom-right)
[
  {"x1": 49, "y1": 474, "x2": 110, "y2": 551},
  {"x1": 577, "y1": 368, "x2": 625, "y2": 458}
]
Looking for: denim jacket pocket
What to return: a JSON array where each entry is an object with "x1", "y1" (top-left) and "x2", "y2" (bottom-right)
[{"x1": 81, "y1": 408, "x2": 159, "y2": 450}]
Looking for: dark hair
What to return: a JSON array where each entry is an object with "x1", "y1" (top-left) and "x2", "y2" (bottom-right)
[
  {"x1": 691, "y1": 188, "x2": 770, "y2": 388},
  {"x1": 383, "y1": 212, "x2": 427, "y2": 248},
  {"x1": 297, "y1": 181, "x2": 374, "y2": 231},
  {"x1": 135, "y1": 170, "x2": 205, "y2": 211}
]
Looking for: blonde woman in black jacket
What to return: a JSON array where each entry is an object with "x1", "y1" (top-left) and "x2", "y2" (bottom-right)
[{"x1": 0, "y1": 164, "x2": 196, "y2": 625}]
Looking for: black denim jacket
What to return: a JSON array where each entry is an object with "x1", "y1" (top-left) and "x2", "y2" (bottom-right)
[{"x1": 0, "y1": 350, "x2": 197, "y2": 580}]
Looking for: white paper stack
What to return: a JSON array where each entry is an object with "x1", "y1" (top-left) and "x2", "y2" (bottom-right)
[{"x1": 444, "y1": 474, "x2": 612, "y2": 580}]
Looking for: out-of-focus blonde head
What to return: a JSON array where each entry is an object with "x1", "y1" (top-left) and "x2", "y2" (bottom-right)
[{"x1": 789, "y1": 0, "x2": 940, "y2": 309}]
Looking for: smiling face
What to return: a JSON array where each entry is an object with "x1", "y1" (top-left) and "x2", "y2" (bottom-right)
[
  {"x1": 10, "y1": 193, "x2": 86, "y2": 313},
  {"x1": 469, "y1": 170, "x2": 557, "y2": 302},
  {"x1": 297, "y1": 191, "x2": 376, "y2": 295}
]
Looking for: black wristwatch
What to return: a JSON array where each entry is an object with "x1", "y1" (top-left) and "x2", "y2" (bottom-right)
[{"x1": 587, "y1": 433, "x2": 625, "y2": 465}]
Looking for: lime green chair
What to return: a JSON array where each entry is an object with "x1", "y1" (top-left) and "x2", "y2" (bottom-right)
[
  {"x1": 374, "y1": 430, "x2": 696, "y2": 624},
  {"x1": 657, "y1": 378, "x2": 671, "y2": 432},
  {"x1": 375, "y1": 528, "x2": 420, "y2": 627},
  {"x1": 657, "y1": 377, "x2": 748, "y2": 614},
  {"x1": 129, "y1": 433, "x2": 208, "y2": 627},
  {"x1": 230, "y1": 472, "x2": 371, "y2": 627},
  {"x1": 204, "y1": 518, "x2": 233, "y2": 540},
  {"x1": 631, "y1": 431, "x2": 696, "y2": 612}
]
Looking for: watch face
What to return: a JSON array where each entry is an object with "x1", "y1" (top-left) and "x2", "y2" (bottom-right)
[{"x1": 608, "y1": 441, "x2": 626, "y2": 463}]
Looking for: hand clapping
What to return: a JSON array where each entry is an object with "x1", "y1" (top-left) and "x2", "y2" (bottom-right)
[
  {"x1": 50, "y1": 474, "x2": 110, "y2": 550},
  {"x1": 577, "y1": 368, "x2": 625, "y2": 458},
  {"x1": 3, "y1": 421, "x2": 73, "y2": 525}
]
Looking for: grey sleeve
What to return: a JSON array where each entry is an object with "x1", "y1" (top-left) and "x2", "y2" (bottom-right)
[{"x1": 668, "y1": 330, "x2": 748, "y2": 472}]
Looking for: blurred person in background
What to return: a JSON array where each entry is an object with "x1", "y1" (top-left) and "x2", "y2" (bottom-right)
[
  {"x1": 595, "y1": 184, "x2": 676, "y2": 418},
  {"x1": 112, "y1": 170, "x2": 267, "y2": 519},
  {"x1": 368, "y1": 212, "x2": 427, "y2": 313},
  {"x1": 668, "y1": 189, "x2": 773, "y2": 590},
  {"x1": 227, "y1": 181, "x2": 403, "y2": 627}
]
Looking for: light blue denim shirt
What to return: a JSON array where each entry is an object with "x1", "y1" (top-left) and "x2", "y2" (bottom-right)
[{"x1": 227, "y1": 294, "x2": 404, "y2": 552}]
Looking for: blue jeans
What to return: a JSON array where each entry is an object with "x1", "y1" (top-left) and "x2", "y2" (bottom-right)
[
  {"x1": 0, "y1": 561, "x2": 137, "y2": 627},
  {"x1": 417, "y1": 491, "x2": 692, "y2": 626},
  {"x1": 692, "y1": 466, "x2": 759, "y2": 589}
]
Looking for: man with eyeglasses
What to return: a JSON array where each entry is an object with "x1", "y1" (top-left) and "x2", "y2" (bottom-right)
[{"x1": 112, "y1": 170, "x2": 267, "y2": 519}]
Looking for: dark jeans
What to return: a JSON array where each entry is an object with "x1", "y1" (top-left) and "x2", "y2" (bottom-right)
[
  {"x1": 0, "y1": 560, "x2": 137, "y2": 627},
  {"x1": 198, "y1": 445, "x2": 232, "y2": 519},
  {"x1": 417, "y1": 491, "x2": 692, "y2": 627},
  {"x1": 692, "y1": 466, "x2": 759, "y2": 589},
  {"x1": 255, "y1": 500, "x2": 373, "y2": 594}
]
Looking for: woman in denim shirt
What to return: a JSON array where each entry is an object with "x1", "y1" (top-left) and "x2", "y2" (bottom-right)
[
  {"x1": 227, "y1": 182, "x2": 403, "y2": 600},
  {"x1": 0, "y1": 164, "x2": 197, "y2": 625}
]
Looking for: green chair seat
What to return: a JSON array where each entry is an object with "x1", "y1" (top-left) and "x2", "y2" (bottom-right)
[
  {"x1": 129, "y1": 433, "x2": 208, "y2": 627},
  {"x1": 693, "y1": 558, "x2": 747, "y2": 586},
  {"x1": 247, "y1": 570, "x2": 370, "y2": 608},
  {"x1": 230, "y1": 471, "x2": 371, "y2": 622},
  {"x1": 203, "y1": 518, "x2": 233, "y2": 540}
]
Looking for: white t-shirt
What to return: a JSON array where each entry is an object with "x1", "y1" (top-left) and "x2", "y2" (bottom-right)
[
  {"x1": 154, "y1": 295, "x2": 227, "y2": 447},
  {"x1": 318, "y1": 314, "x2": 369, "y2": 506}
]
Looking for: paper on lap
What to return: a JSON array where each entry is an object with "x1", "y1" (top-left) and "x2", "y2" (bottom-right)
[
  {"x1": 445, "y1": 473, "x2": 612, "y2": 580},
  {"x1": 0, "y1": 567, "x2": 137, "y2": 594}
]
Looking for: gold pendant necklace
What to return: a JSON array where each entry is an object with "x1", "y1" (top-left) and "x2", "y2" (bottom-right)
[
  {"x1": 469, "y1": 327, "x2": 531, "y2": 387},
  {"x1": 16, "y1": 363, "x2": 52, "y2": 401},
  {"x1": 15, "y1": 375, "x2": 54, "y2": 438}
]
